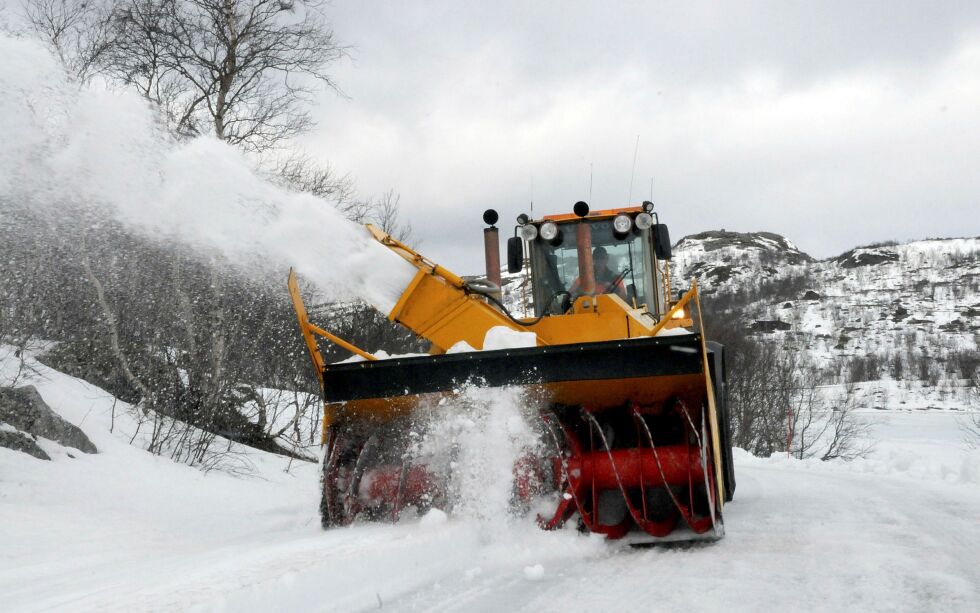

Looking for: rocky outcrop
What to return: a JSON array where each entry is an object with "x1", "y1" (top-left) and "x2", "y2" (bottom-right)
[
  {"x1": 674, "y1": 230, "x2": 813, "y2": 265},
  {"x1": 0, "y1": 427, "x2": 50, "y2": 460},
  {"x1": 833, "y1": 246, "x2": 900, "y2": 268},
  {"x1": 670, "y1": 230, "x2": 815, "y2": 294},
  {"x1": 751, "y1": 320, "x2": 792, "y2": 333},
  {"x1": 0, "y1": 386, "x2": 97, "y2": 455}
]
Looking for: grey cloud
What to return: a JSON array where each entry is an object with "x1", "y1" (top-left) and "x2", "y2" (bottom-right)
[{"x1": 302, "y1": 1, "x2": 980, "y2": 274}]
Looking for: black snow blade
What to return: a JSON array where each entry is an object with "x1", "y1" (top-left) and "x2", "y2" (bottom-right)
[{"x1": 321, "y1": 334, "x2": 705, "y2": 403}]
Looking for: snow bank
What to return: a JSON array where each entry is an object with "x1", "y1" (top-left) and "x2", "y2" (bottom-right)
[
  {"x1": 0, "y1": 34, "x2": 416, "y2": 313},
  {"x1": 738, "y1": 411, "x2": 980, "y2": 486}
]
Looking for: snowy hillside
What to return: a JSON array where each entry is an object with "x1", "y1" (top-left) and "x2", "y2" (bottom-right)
[
  {"x1": 2, "y1": 349, "x2": 979, "y2": 611},
  {"x1": 673, "y1": 231, "x2": 980, "y2": 409},
  {"x1": 673, "y1": 230, "x2": 813, "y2": 291}
]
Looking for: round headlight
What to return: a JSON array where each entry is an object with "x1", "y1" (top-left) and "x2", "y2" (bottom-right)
[
  {"x1": 635, "y1": 212, "x2": 654, "y2": 230},
  {"x1": 539, "y1": 221, "x2": 559, "y2": 241},
  {"x1": 642, "y1": 200, "x2": 655, "y2": 213},
  {"x1": 520, "y1": 224, "x2": 539, "y2": 241},
  {"x1": 613, "y1": 214, "x2": 632, "y2": 234}
]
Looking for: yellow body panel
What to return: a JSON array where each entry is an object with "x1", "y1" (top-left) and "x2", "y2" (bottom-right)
[
  {"x1": 388, "y1": 269, "x2": 531, "y2": 351},
  {"x1": 522, "y1": 293, "x2": 694, "y2": 344}
]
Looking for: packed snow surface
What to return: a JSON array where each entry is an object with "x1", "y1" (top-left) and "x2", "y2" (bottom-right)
[
  {"x1": 0, "y1": 34, "x2": 416, "y2": 313},
  {"x1": 2, "y1": 351, "x2": 979, "y2": 612}
]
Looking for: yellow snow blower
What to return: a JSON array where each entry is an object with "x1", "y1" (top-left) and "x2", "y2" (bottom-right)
[{"x1": 288, "y1": 201, "x2": 735, "y2": 540}]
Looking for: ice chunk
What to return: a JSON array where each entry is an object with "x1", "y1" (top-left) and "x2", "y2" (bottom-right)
[
  {"x1": 419, "y1": 508, "x2": 448, "y2": 527},
  {"x1": 523, "y1": 564, "x2": 545, "y2": 581}
]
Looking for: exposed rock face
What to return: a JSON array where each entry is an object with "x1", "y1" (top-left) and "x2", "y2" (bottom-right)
[
  {"x1": 674, "y1": 230, "x2": 813, "y2": 265},
  {"x1": 0, "y1": 427, "x2": 50, "y2": 460},
  {"x1": 0, "y1": 386, "x2": 97, "y2": 454},
  {"x1": 671, "y1": 230, "x2": 814, "y2": 293},
  {"x1": 834, "y1": 245, "x2": 900, "y2": 268},
  {"x1": 751, "y1": 320, "x2": 792, "y2": 333}
]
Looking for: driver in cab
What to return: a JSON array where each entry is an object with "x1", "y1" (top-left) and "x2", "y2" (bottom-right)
[{"x1": 570, "y1": 246, "x2": 627, "y2": 299}]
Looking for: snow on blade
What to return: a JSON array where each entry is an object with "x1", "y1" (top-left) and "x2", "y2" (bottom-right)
[{"x1": 482, "y1": 326, "x2": 538, "y2": 350}]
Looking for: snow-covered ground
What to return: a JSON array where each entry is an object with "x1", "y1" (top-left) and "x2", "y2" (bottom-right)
[{"x1": 2, "y1": 352, "x2": 979, "y2": 612}]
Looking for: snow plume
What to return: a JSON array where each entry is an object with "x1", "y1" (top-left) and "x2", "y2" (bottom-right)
[
  {"x1": 0, "y1": 34, "x2": 416, "y2": 312},
  {"x1": 412, "y1": 385, "x2": 542, "y2": 534}
]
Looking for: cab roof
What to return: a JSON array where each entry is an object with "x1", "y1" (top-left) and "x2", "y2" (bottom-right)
[{"x1": 539, "y1": 206, "x2": 643, "y2": 223}]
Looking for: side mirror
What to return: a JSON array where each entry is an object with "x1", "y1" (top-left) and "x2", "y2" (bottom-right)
[
  {"x1": 655, "y1": 224, "x2": 672, "y2": 260},
  {"x1": 507, "y1": 236, "x2": 524, "y2": 273}
]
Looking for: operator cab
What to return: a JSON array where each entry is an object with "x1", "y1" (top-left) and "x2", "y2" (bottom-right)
[{"x1": 507, "y1": 201, "x2": 673, "y2": 319}]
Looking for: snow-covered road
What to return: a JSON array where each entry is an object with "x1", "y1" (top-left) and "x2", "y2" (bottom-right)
[{"x1": 2, "y1": 355, "x2": 979, "y2": 612}]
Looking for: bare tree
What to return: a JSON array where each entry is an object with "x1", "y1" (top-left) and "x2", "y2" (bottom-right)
[
  {"x1": 818, "y1": 382, "x2": 875, "y2": 460},
  {"x1": 107, "y1": 0, "x2": 348, "y2": 151},
  {"x1": 723, "y1": 335, "x2": 797, "y2": 456},
  {"x1": 342, "y1": 188, "x2": 415, "y2": 245},
  {"x1": 22, "y1": 0, "x2": 115, "y2": 82},
  {"x1": 271, "y1": 149, "x2": 355, "y2": 204},
  {"x1": 100, "y1": 0, "x2": 190, "y2": 122},
  {"x1": 962, "y1": 369, "x2": 980, "y2": 448},
  {"x1": 790, "y1": 378, "x2": 875, "y2": 461},
  {"x1": 702, "y1": 303, "x2": 875, "y2": 461}
]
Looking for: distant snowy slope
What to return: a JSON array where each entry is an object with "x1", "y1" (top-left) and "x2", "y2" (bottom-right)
[{"x1": 673, "y1": 231, "x2": 980, "y2": 408}]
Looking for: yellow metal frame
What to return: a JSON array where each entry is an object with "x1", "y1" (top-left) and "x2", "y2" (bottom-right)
[
  {"x1": 287, "y1": 268, "x2": 379, "y2": 385},
  {"x1": 288, "y1": 269, "x2": 380, "y2": 446},
  {"x1": 690, "y1": 280, "x2": 725, "y2": 509}
]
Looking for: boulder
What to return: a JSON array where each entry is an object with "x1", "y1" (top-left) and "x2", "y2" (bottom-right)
[
  {"x1": 751, "y1": 320, "x2": 792, "y2": 333},
  {"x1": 0, "y1": 386, "x2": 97, "y2": 454},
  {"x1": 834, "y1": 247, "x2": 899, "y2": 268},
  {"x1": 0, "y1": 427, "x2": 51, "y2": 460}
]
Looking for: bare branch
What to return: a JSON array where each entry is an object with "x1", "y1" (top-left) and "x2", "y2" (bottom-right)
[{"x1": 104, "y1": 0, "x2": 349, "y2": 150}]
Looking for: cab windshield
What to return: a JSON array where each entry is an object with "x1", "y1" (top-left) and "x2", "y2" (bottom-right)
[{"x1": 528, "y1": 220, "x2": 664, "y2": 317}]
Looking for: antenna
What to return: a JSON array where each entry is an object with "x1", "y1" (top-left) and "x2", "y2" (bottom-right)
[
  {"x1": 530, "y1": 175, "x2": 534, "y2": 216},
  {"x1": 649, "y1": 177, "x2": 654, "y2": 201},
  {"x1": 589, "y1": 162, "x2": 593, "y2": 204},
  {"x1": 628, "y1": 134, "x2": 640, "y2": 204}
]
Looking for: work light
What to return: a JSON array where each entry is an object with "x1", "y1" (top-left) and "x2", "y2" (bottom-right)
[
  {"x1": 613, "y1": 214, "x2": 632, "y2": 234},
  {"x1": 539, "y1": 221, "x2": 559, "y2": 241}
]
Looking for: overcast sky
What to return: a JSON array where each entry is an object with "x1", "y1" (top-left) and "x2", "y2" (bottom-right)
[{"x1": 301, "y1": 1, "x2": 980, "y2": 274}]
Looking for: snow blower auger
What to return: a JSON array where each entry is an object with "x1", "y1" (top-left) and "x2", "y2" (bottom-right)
[{"x1": 288, "y1": 201, "x2": 736, "y2": 542}]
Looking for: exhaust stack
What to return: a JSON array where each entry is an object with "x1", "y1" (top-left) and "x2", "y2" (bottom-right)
[
  {"x1": 483, "y1": 209, "x2": 502, "y2": 290},
  {"x1": 574, "y1": 202, "x2": 596, "y2": 296}
]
